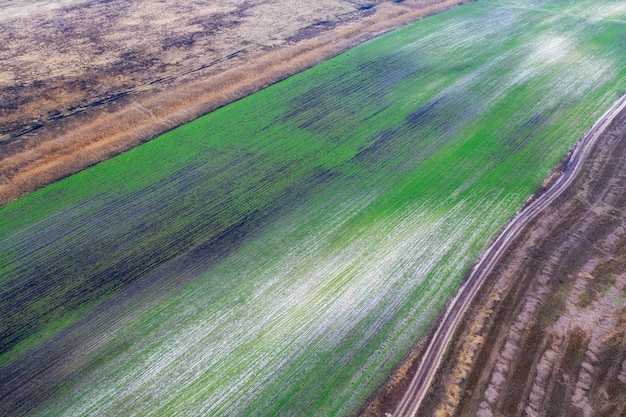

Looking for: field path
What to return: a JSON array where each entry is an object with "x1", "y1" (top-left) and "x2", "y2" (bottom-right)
[{"x1": 393, "y1": 93, "x2": 626, "y2": 417}]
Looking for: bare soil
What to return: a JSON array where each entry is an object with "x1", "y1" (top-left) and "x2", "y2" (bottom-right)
[
  {"x1": 0, "y1": 0, "x2": 471, "y2": 205},
  {"x1": 361, "y1": 107, "x2": 626, "y2": 417}
]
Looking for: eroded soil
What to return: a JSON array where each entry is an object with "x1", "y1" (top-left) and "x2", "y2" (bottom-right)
[{"x1": 362, "y1": 107, "x2": 626, "y2": 416}]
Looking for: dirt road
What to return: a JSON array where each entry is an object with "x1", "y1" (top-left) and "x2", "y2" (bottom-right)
[{"x1": 386, "y1": 94, "x2": 626, "y2": 417}]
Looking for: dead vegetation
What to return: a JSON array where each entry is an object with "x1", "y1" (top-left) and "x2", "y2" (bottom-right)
[{"x1": 0, "y1": 0, "x2": 472, "y2": 205}]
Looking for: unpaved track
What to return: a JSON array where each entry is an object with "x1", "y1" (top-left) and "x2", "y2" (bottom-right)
[{"x1": 392, "y1": 94, "x2": 626, "y2": 417}]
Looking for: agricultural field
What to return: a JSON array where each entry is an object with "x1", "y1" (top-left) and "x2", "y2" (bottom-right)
[
  {"x1": 1, "y1": 0, "x2": 625, "y2": 416},
  {"x1": 0, "y1": 0, "x2": 468, "y2": 204}
]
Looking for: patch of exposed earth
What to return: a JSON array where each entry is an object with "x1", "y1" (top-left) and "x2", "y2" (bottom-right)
[
  {"x1": 362, "y1": 106, "x2": 626, "y2": 417},
  {"x1": 0, "y1": 0, "x2": 471, "y2": 204}
]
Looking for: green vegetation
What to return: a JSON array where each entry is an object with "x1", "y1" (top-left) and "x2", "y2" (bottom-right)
[{"x1": 1, "y1": 0, "x2": 625, "y2": 415}]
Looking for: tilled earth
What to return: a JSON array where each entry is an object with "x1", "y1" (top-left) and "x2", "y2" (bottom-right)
[{"x1": 363, "y1": 107, "x2": 626, "y2": 416}]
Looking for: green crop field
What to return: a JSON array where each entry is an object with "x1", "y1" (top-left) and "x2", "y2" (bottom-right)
[{"x1": 1, "y1": 0, "x2": 624, "y2": 415}]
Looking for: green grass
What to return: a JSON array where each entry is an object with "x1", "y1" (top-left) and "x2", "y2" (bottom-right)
[{"x1": 1, "y1": 0, "x2": 625, "y2": 415}]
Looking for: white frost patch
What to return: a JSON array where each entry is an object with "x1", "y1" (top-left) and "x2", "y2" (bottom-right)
[
  {"x1": 526, "y1": 35, "x2": 573, "y2": 68},
  {"x1": 505, "y1": 33, "x2": 574, "y2": 91},
  {"x1": 575, "y1": 2, "x2": 626, "y2": 22}
]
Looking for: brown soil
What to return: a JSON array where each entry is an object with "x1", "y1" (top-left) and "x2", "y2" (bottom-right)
[
  {"x1": 0, "y1": 0, "x2": 472, "y2": 205},
  {"x1": 361, "y1": 106, "x2": 626, "y2": 417}
]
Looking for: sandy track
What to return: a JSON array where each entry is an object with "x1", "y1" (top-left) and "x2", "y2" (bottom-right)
[{"x1": 368, "y1": 95, "x2": 626, "y2": 417}]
